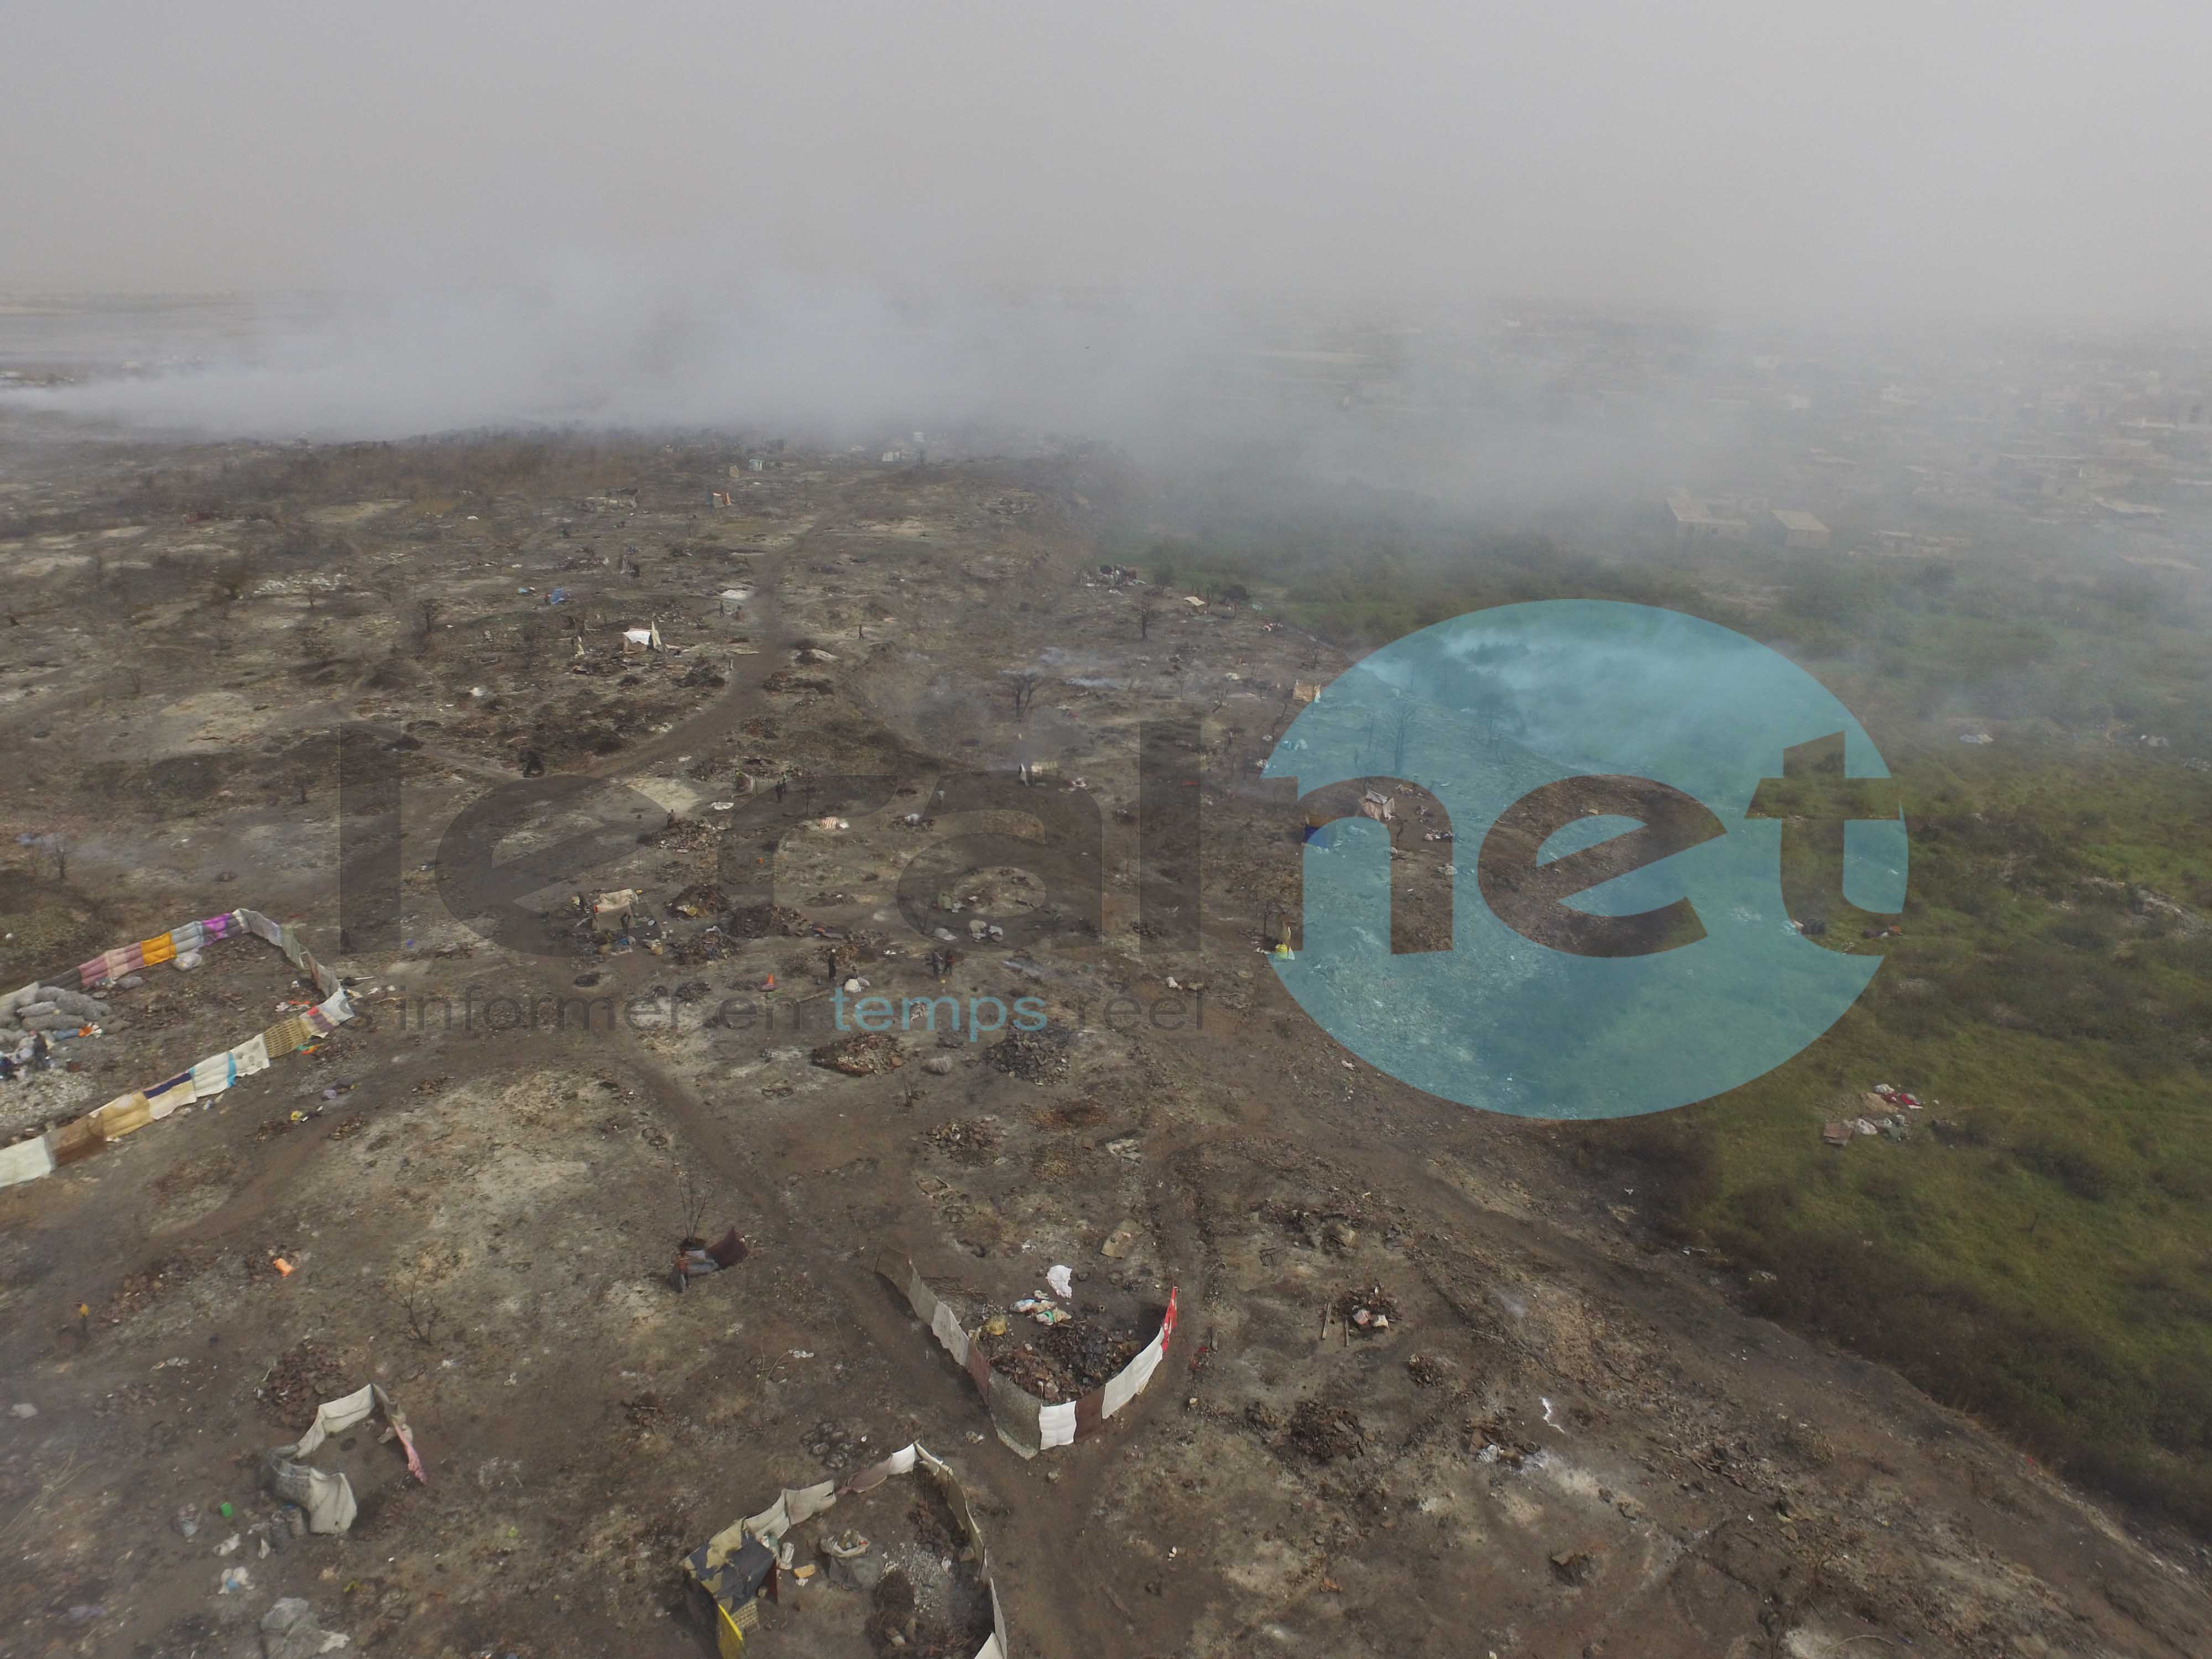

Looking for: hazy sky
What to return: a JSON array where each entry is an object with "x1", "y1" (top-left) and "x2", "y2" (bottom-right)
[{"x1": 7, "y1": 2, "x2": 2211, "y2": 326}]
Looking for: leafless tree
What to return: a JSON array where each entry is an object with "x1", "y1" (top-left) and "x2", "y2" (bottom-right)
[
  {"x1": 1138, "y1": 594, "x2": 1159, "y2": 640},
  {"x1": 44, "y1": 835, "x2": 70, "y2": 883},
  {"x1": 1007, "y1": 671, "x2": 1044, "y2": 722},
  {"x1": 1387, "y1": 698, "x2": 1418, "y2": 775},
  {"x1": 207, "y1": 551, "x2": 260, "y2": 606},
  {"x1": 415, "y1": 597, "x2": 446, "y2": 655},
  {"x1": 675, "y1": 1162, "x2": 709, "y2": 1241},
  {"x1": 398, "y1": 1288, "x2": 444, "y2": 1348}
]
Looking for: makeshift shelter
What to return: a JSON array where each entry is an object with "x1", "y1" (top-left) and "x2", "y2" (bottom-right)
[
  {"x1": 878, "y1": 1250, "x2": 1176, "y2": 1458},
  {"x1": 262, "y1": 1383, "x2": 426, "y2": 1533},
  {"x1": 684, "y1": 1442, "x2": 1006, "y2": 1658},
  {"x1": 591, "y1": 889, "x2": 638, "y2": 934}
]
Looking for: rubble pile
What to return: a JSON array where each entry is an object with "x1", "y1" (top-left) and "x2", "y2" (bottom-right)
[
  {"x1": 812, "y1": 1030, "x2": 904, "y2": 1076},
  {"x1": 985, "y1": 1022, "x2": 1073, "y2": 1083}
]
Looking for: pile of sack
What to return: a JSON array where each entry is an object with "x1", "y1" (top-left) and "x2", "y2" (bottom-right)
[{"x1": 0, "y1": 983, "x2": 110, "y2": 1039}]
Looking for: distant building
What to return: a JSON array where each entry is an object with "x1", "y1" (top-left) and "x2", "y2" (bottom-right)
[
  {"x1": 1771, "y1": 509, "x2": 1831, "y2": 550},
  {"x1": 1663, "y1": 490, "x2": 1750, "y2": 543}
]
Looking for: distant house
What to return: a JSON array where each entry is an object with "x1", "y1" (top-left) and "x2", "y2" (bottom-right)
[
  {"x1": 1771, "y1": 509, "x2": 1832, "y2": 550},
  {"x1": 1663, "y1": 490, "x2": 1750, "y2": 543}
]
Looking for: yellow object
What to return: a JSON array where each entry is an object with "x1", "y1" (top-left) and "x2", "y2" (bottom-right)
[
  {"x1": 92, "y1": 1092, "x2": 154, "y2": 1140},
  {"x1": 273, "y1": 1258, "x2": 295, "y2": 1277},
  {"x1": 139, "y1": 933, "x2": 177, "y2": 967},
  {"x1": 714, "y1": 1599, "x2": 747, "y2": 1657}
]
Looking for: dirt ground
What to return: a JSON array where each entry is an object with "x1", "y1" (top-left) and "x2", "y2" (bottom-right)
[{"x1": 2, "y1": 425, "x2": 2209, "y2": 1659}]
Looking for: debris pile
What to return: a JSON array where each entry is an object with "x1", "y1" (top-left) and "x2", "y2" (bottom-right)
[
  {"x1": 921, "y1": 1118, "x2": 1002, "y2": 1166},
  {"x1": 985, "y1": 1024, "x2": 1072, "y2": 1083},
  {"x1": 1282, "y1": 1399, "x2": 1368, "y2": 1463},
  {"x1": 812, "y1": 1031, "x2": 904, "y2": 1076},
  {"x1": 977, "y1": 1317, "x2": 1147, "y2": 1404},
  {"x1": 1334, "y1": 1282, "x2": 1400, "y2": 1334}
]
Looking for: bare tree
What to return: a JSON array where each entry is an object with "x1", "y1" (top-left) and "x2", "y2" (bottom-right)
[
  {"x1": 1387, "y1": 698, "x2": 1418, "y2": 775},
  {"x1": 675, "y1": 1162, "x2": 709, "y2": 1241},
  {"x1": 397, "y1": 1288, "x2": 444, "y2": 1348},
  {"x1": 44, "y1": 835, "x2": 70, "y2": 883},
  {"x1": 1007, "y1": 671, "x2": 1044, "y2": 722},
  {"x1": 1137, "y1": 594, "x2": 1159, "y2": 640},
  {"x1": 207, "y1": 551, "x2": 260, "y2": 606},
  {"x1": 414, "y1": 597, "x2": 446, "y2": 656}
]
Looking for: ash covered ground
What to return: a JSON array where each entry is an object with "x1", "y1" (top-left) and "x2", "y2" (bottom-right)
[{"x1": 1, "y1": 425, "x2": 2207, "y2": 1659}]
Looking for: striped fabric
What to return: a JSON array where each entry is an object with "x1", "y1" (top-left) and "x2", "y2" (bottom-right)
[
  {"x1": 170, "y1": 920, "x2": 206, "y2": 955},
  {"x1": 140, "y1": 933, "x2": 176, "y2": 967}
]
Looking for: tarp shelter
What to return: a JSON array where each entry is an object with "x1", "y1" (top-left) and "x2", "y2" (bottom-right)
[
  {"x1": 262, "y1": 1383, "x2": 426, "y2": 1533},
  {"x1": 623, "y1": 623, "x2": 664, "y2": 653}
]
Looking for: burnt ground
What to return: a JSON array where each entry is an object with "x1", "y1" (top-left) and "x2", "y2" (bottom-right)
[{"x1": 1, "y1": 425, "x2": 2209, "y2": 1659}]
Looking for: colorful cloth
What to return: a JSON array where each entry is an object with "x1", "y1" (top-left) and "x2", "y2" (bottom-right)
[
  {"x1": 103, "y1": 947, "x2": 136, "y2": 982},
  {"x1": 140, "y1": 933, "x2": 176, "y2": 967},
  {"x1": 243, "y1": 910, "x2": 285, "y2": 946},
  {"x1": 190, "y1": 1053, "x2": 236, "y2": 1098},
  {"x1": 229, "y1": 1032, "x2": 270, "y2": 1077},
  {"x1": 170, "y1": 920, "x2": 206, "y2": 955},
  {"x1": 77, "y1": 956, "x2": 108, "y2": 989},
  {"x1": 201, "y1": 912, "x2": 234, "y2": 941}
]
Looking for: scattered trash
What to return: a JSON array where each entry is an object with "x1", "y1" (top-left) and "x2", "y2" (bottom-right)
[
  {"x1": 273, "y1": 1258, "x2": 295, "y2": 1277},
  {"x1": 261, "y1": 1595, "x2": 351, "y2": 1658},
  {"x1": 174, "y1": 950, "x2": 204, "y2": 971},
  {"x1": 1046, "y1": 1264, "x2": 1074, "y2": 1299},
  {"x1": 218, "y1": 1566, "x2": 252, "y2": 1594},
  {"x1": 8, "y1": 1401, "x2": 35, "y2": 1418},
  {"x1": 175, "y1": 1503, "x2": 202, "y2": 1538},
  {"x1": 217, "y1": 1532, "x2": 242, "y2": 1556},
  {"x1": 1099, "y1": 1222, "x2": 1138, "y2": 1259}
]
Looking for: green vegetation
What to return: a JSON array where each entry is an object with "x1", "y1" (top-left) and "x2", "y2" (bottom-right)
[{"x1": 1120, "y1": 490, "x2": 2212, "y2": 1531}]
